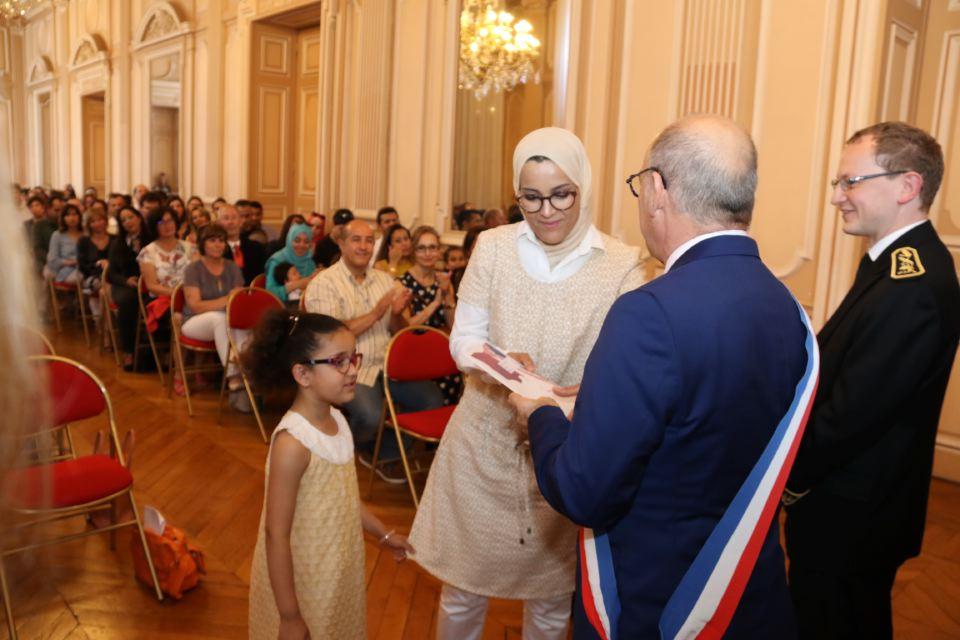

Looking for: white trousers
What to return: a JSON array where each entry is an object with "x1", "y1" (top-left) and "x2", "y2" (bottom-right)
[
  {"x1": 180, "y1": 311, "x2": 249, "y2": 376},
  {"x1": 436, "y1": 584, "x2": 571, "y2": 640}
]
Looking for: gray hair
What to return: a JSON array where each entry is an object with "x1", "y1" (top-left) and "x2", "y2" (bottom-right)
[{"x1": 649, "y1": 117, "x2": 758, "y2": 226}]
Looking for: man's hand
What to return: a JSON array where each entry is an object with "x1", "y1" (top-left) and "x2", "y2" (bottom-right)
[
  {"x1": 375, "y1": 290, "x2": 395, "y2": 317},
  {"x1": 509, "y1": 393, "x2": 559, "y2": 428},
  {"x1": 552, "y1": 384, "x2": 580, "y2": 397}
]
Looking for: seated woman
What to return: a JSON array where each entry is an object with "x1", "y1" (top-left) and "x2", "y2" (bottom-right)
[
  {"x1": 107, "y1": 206, "x2": 151, "y2": 370},
  {"x1": 373, "y1": 223, "x2": 414, "y2": 278},
  {"x1": 399, "y1": 225, "x2": 461, "y2": 405},
  {"x1": 264, "y1": 213, "x2": 306, "y2": 257},
  {"x1": 44, "y1": 203, "x2": 84, "y2": 284},
  {"x1": 263, "y1": 223, "x2": 316, "y2": 304},
  {"x1": 76, "y1": 207, "x2": 114, "y2": 322},
  {"x1": 178, "y1": 224, "x2": 246, "y2": 401},
  {"x1": 138, "y1": 206, "x2": 197, "y2": 341}
]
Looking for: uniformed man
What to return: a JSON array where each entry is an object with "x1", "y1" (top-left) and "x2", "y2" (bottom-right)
[{"x1": 785, "y1": 121, "x2": 960, "y2": 640}]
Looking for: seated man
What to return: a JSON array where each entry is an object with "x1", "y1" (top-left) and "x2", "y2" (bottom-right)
[
  {"x1": 304, "y1": 219, "x2": 444, "y2": 482},
  {"x1": 219, "y1": 204, "x2": 266, "y2": 285}
]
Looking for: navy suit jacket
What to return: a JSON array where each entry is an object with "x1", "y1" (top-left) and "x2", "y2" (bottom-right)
[{"x1": 528, "y1": 235, "x2": 805, "y2": 639}]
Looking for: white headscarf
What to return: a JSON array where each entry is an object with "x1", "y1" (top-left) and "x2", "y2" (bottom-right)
[{"x1": 512, "y1": 127, "x2": 594, "y2": 269}]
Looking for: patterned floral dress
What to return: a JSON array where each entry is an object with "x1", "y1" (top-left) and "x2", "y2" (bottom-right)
[{"x1": 399, "y1": 271, "x2": 463, "y2": 405}]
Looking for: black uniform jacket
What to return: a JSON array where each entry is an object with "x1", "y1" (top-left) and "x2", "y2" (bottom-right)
[{"x1": 786, "y1": 220, "x2": 960, "y2": 570}]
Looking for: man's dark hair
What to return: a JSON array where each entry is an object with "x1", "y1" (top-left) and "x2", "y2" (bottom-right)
[
  {"x1": 847, "y1": 121, "x2": 944, "y2": 211},
  {"x1": 273, "y1": 261, "x2": 295, "y2": 283},
  {"x1": 235, "y1": 199, "x2": 251, "y2": 208},
  {"x1": 49, "y1": 190, "x2": 65, "y2": 203},
  {"x1": 27, "y1": 195, "x2": 47, "y2": 208},
  {"x1": 376, "y1": 206, "x2": 398, "y2": 224},
  {"x1": 249, "y1": 200, "x2": 263, "y2": 212},
  {"x1": 142, "y1": 191, "x2": 166, "y2": 206}
]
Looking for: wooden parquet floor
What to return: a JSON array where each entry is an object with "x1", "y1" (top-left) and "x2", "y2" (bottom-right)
[{"x1": 4, "y1": 325, "x2": 960, "y2": 639}]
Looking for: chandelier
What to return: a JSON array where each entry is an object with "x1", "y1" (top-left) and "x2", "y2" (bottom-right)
[
  {"x1": 0, "y1": 0, "x2": 39, "y2": 22},
  {"x1": 459, "y1": 0, "x2": 541, "y2": 100}
]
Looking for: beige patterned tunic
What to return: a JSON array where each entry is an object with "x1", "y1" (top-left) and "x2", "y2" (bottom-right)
[
  {"x1": 248, "y1": 411, "x2": 366, "y2": 638},
  {"x1": 409, "y1": 225, "x2": 643, "y2": 599}
]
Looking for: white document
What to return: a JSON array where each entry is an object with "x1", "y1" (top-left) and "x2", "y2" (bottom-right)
[
  {"x1": 465, "y1": 342, "x2": 576, "y2": 416},
  {"x1": 143, "y1": 505, "x2": 166, "y2": 536}
]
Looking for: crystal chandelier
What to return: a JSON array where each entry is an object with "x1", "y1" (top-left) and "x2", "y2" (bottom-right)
[
  {"x1": 459, "y1": 0, "x2": 541, "y2": 100},
  {"x1": 0, "y1": 0, "x2": 40, "y2": 22}
]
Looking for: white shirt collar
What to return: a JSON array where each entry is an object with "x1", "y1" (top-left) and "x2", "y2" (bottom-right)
[
  {"x1": 867, "y1": 219, "x2": 927, "y2": 262},
  {"x1": 516, "y1": 220, "x2": 605, "y2": 269},
  {"x1": 663, "y1": 230, "x2": 749, "y2": 273}
]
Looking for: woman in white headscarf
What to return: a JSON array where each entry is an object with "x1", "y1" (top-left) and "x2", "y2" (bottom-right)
[{"x1": 410, "y1": 127, "x2": 645, "y2": 639}]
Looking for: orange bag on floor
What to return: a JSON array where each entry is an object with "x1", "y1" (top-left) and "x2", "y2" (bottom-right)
[{"x1": 131, "y1": 522, "x2": 206, "y2": 600}]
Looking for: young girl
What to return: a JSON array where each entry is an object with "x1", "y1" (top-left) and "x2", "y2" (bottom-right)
[{"x1": 244, "y1": 310, "x2": 414, "y2": 639}]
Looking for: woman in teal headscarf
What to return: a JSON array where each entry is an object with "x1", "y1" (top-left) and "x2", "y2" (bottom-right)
[{"x1": 263, "y1": 223, "x2": 317, "y2": 304}]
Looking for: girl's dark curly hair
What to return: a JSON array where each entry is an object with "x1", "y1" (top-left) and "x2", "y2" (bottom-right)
[{"x1": 240, "y1": 309, "x2": 347, "y2": 391}]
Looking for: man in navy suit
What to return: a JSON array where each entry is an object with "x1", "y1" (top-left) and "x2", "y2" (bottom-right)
[{"x1": 511, "y1": 115, "x2": 813, "y2": 639}]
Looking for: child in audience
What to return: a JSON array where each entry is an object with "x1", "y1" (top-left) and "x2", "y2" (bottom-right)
[
  {"x1": 273, "y1": 261, "x2": 302, "y2": 307},
  {"x1": 244, "y1": 310, "x2": 414, "y2": 639}
]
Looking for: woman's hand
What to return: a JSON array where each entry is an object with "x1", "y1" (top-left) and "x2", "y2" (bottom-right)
[
  {"x1": 507, "y1": 352, "x2": 536, "y2": 373},
  {"x1": 436, "y1": 270, "x2": 452, "y2": 292},
  {"x1": 97, "y1": 259, "x2": 109, "y2": 269},
  {"x1": 278, "y1": 614, "x2": 310, "y2": 639},
  {"x1": 390, "y1": 288, "x2": 412, "y2": 315},
  {"x1": 388, "y1": 242, "x2": 405, "y2": 266},
  {"x1": 125, "y1": 276, "x2": 138, "y2": 288},
  {"x1": 64, "y1": 259, "x2": 78, "y2": 267}
]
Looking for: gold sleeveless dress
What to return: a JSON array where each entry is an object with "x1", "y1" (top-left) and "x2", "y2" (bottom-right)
[{"x1": 248, "y1": 410, "x2": 366, "y2": 638}]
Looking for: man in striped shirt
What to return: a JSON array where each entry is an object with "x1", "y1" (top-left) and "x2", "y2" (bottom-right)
[{"x1": 304, "y1": 219, "x2": 445, "y2": 481}]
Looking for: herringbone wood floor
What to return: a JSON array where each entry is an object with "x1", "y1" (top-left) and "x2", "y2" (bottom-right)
[{"x1": 4, "y1": 324, "x2": 959, "y2": 639}]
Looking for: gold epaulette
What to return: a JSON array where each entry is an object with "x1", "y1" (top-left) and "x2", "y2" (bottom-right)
[{"x1": 890, "y1": 246, "x2": 925, "y2": 279}]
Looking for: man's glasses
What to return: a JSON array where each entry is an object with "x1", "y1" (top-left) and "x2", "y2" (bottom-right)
[
  {"x1": 415, "y1": 244, "x2": 440, "y2": 253},
  {"x1": 625, "y1": 167, "x2": 668, "y2": 198},
  {"x1": 300, "y1": 352, "x2": 363, "y2": 374},
  {"x1": 516, "y1": 190, "x2": 578, "y2": 213},
  {"x1": 830, "y1": 171, "x2": 906, "y2": 192}
]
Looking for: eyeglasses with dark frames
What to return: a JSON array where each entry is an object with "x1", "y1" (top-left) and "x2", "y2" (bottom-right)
[
  {"x1": 626, "y1": 167, "x2": 668, "y2": 198},
  {"x1": 829, "y1": 171, "x2": 907, "y2": 192},
  {"x1": 300, "y1": 351, "x2": 363, "y2": 374},
  {"x1": 515, "y1": 190, "x2": 578, "y2": 214}
]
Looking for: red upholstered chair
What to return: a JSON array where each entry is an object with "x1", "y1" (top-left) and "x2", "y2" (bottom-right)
[
  {"x1": 250, "y1": 273, "x2": 266, "y2": 289},
  {"x1": 217, "y1": 286, "x2": 283, "y2": 442},
  {"x1": 132, "y1": 275, "x2": 166, "y2": 385},
  {"x1": 47, "y1": 277, "x2": 91, "y2": 347},
  {"x1": 369, "y1": 326, "x2": 459, "y2": 506},
  {"x1": 168, "y1": 284, "x2": 222, "y2": 416},
  {"x1": 1, "y1": 356, "x2": 162, "y2": 639}
]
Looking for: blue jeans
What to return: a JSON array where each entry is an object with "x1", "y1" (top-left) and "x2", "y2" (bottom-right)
[{"x1": 341, "y1": 374, "x2": 444, "y2": 459}]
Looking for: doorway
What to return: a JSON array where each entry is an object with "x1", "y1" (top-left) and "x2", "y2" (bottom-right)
[
  {"x1": 81, "y1": 92, "x2": 106, "y2": 194},
  {"x1": 248, "y1": 3, "x2": 321, "y2": 225}
]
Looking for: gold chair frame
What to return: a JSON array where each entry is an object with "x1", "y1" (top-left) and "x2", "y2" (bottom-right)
[
  {"x1": 0, "y1": 356, "x2": 163, "y2": 639},
  {"x1": 216, "y1": 287, "x2": 283, "y2": 442},
  {"x1": 168, "y1": 283, "x2": 223, "y2": 416},
  {"x1": 132, "y1": 275, "x2": 166, "y2": 386},
  {"x1": 368, "y1": 325, "x2": 455, "y2": 507},
  {"x1": 47, "y1": 277, "x2": 91, "y2": 347}
]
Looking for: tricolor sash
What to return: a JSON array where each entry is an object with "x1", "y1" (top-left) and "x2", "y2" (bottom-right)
[{"x1": 579, "y1": 300, "x2": 819, "y2": 640}]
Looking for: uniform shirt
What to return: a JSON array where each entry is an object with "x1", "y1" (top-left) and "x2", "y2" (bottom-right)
[{"x1": 303, "y1": 259, "x2": 395, "y2": 386}]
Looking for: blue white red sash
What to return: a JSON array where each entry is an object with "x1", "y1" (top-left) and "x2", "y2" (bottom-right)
[{"x1": 579, "y1": 300, "x2": 819, "y2": 640}]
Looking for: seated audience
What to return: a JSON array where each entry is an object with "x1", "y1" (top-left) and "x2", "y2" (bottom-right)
[
  {"x1": 186, "y1": 195, "x2": 204, "y2": 212},
  {"x1": 82, "y1": 188, "x2": 97, "y2": 210},
  {"x1": 264, "y1": 223, "x2": 317, "y2": 304},
  {"x1": 220, "y1": 204, "x2": 267, "y2": 285},
  {"x1": 44, "y1": 203, "x2": 84, "y2": 284},
  {"x1": 107, "y1": 206, "x2": 151, "y2": 369},
  {"x1": 25, "y1": 195, "x2": 56, "y2": 274},
  {"x1": 313, "y1": 208, "x2": 353, "y2": 267},
  {"x1": 483, "y1": 208, "x2": 508, "y2": 227},
  {"x1": 168, "y1": 196, "x2": 186, "y2": 220},
  {"x1": 458, "y1": 208, "x2": 484, "y2": 231},
  {"x1": 371, "y1": 206, "x2": 400, "y2": 267},
  {"x1": 272, "y1": 261, "x2": 303, "y2": 308},
  {"x1": 265, "y1": 213, "x2": 307, "y2": 257},
  {"x1": 140, "y1": 190, "x2": 165, "y2": 217},
  {"x1": 178, "y1": 224, "x2": 246, "y2": 402},
  {"x1": 139, "y1": 206, "x2": 197, "y2": 300},
  {"x1": 132, "y1": 184, "x2": 148, "y2": 210},
  {"x1": 76, "y1": 208, "x2": 114, "y2": 321},
  {"x1": 373, "y1": 223, "x2": 414, "y2": 277},
  {"x1": 303, "y1": 219, "x2": 444, "y2": 480},
  {"x1": 400, "y1": 226, "x2": 462, "y2": 405}
]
